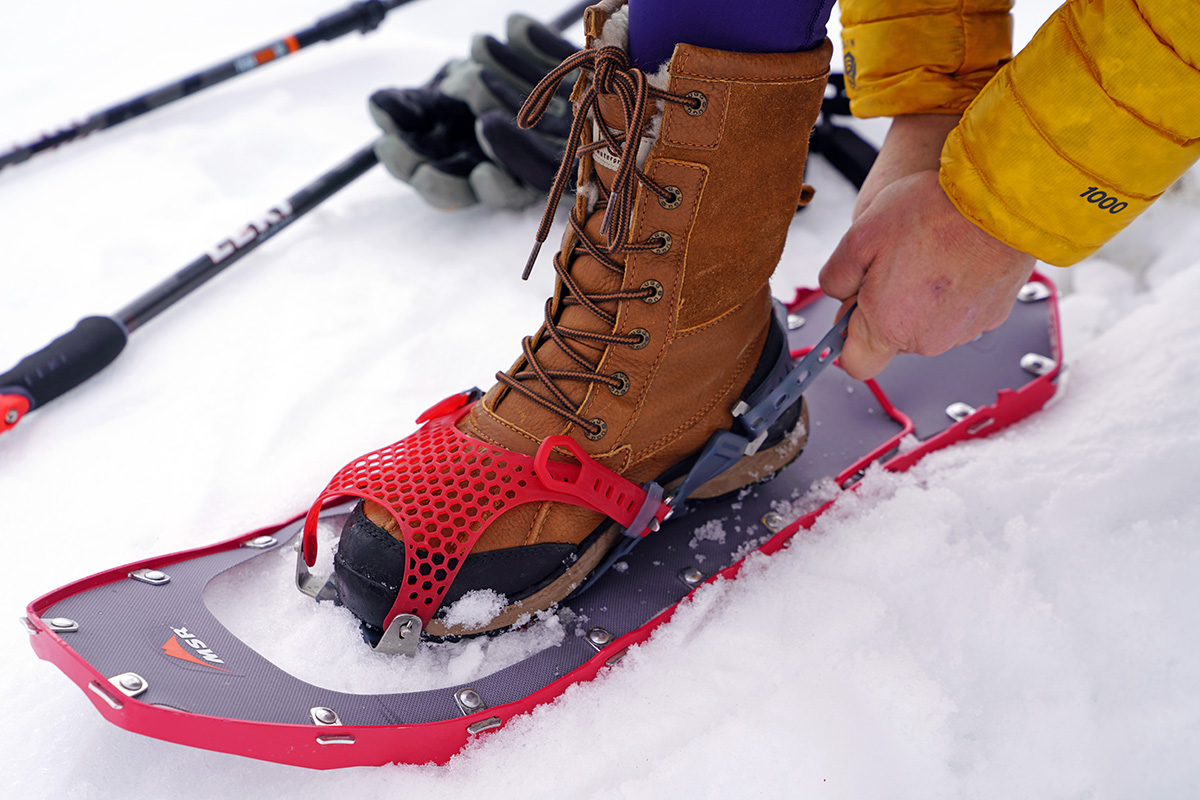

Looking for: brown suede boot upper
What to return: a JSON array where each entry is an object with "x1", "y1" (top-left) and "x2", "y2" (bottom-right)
[{"x1": 369, "y1": 3, "x2": 831, "y2": 554}]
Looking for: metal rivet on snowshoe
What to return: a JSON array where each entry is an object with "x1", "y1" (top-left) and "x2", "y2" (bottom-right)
[
  {"x1": 609, "y1": 372, "x2": 630, "y2": 396},
  {"x1": 4, "y1": 410, "x2": 17, "y2": 425},
  {"x1": 787, "y1": 313, "x2": 806, "y2": 330},
  {"x1": 679, "y1": 566, "x2": 704, "y2": 587},
  {"x1": 840, "y1": 469, "x2": 866, "y2": 490},
  {"x1": 586, "y1": 418, "x2": 607, "y2": 440},
  {"x1": 685, "y1": 90, "x2": 707, "y2": 116},
  {"x1": 109, "y1": 672, "x2": 148, "y2": 698},
  {"x1": 586, "y1": 627, "x2": 614, "y2": 650},
  {"x1": 658, "y1": 185, "x2": 682, "y2": 209},
  {"x1": 641, "y1": 279, "x2": 664, "y2": 304},
  {"x1": 454, "y1": 688, "x2": 486, "y2": 714},
  {"x1": 762, "y1": 512, "x2": 786, "y2": 532},
  {"x1": 47, "y1": 618, "x2": 79, "y2": 632},
  {"x1": 629, "y1": 328, "x2": 650, "y2": 350},
  {"x1": 310, "y1": 707, "x2": 342, "y2": 726},
  {"x1": 1020, "y1": 353, "x2": 1057, "y2": 376},
  {"x1": 243, "y1": 535, "x2": 278, "y2": 549},
  {"x1": 467, "y1": 716, "x2": 503, "y2": 735},
  {"x1": 946, "y1": 402, "x2": 977, "y2": 422},
  {"x1": 316, "y1": 734, "x2": 357, "y2": 746},
  {"x1": 651, "y1": 231, "x2": 672, "y2": 254},
  {"x1": 1017, "y1": 281, "x2": 1052, "y2": 303},
  {"x1": 129, "y1": 568, "x2": 170, "y2": 585},
  {"x1": 87, "y1": 681, "x2": 123, "y2": 710}
]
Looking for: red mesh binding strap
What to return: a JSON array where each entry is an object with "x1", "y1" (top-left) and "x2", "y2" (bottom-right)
[{"x1": 302, "y1": 401, "x2": 671, "y2": 628}]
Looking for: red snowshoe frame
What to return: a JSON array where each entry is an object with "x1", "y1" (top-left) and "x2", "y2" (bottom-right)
[{"x1": 24, "y1": 280, "x2": 1063, "y2": 768}]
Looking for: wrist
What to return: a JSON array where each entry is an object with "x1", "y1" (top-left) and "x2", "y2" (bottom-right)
[
  {"x1": 853, "y1": 113, "x2": 961, "y2": 219},
  {"x1": 886, "y1": 114, "x2": 962, "y2": 167}
]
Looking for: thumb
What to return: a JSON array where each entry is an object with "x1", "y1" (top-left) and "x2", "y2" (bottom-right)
[
  {"x1": 819, "y1": 228, "x2": 869, "y2": 301},
  {"x1": 838, "y1": 307, "x2": 898, "y2": 381}
]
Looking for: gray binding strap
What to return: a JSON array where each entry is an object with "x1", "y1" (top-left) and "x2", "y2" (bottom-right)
[
  {"x1": 621, "y1": 481, "x2": 666, "y2": 538},
  {"x1": 669, "y1": 306, "x2": 854, "y2": 507},
  {"x1": 735, "y1": 305, "x2": 854, "y2": 443},
  {"x1": 667, "y1": 430, "x2": 755, "y2": 508}
]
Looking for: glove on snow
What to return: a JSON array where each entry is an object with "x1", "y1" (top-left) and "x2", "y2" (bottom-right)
[{"x1": 370, "y1": 14, "x2": 576, "y2": 210}]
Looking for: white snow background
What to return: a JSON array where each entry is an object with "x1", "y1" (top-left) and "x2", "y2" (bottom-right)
[{"x1": 3, "y1": 0, "x2": 1199, "y2": 797}]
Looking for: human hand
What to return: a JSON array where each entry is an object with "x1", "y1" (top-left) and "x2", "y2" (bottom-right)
[{"x1": 819, "y1": 170, "x2": 1035, "y2": 380}]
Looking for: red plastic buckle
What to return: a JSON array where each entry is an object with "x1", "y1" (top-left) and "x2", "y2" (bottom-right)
[
  {"x1": 303, "y1": 403, "x2": 671, "y2": 628},
  {"x1": 536, "y1": 435, "x2": 670, "y2": 537},
  {"x1": 0, "y1": 393, "x2": 31, "y2": 435}
]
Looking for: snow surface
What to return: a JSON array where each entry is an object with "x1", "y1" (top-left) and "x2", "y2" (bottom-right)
[{"x1": 3, "y1": 1, "x2": 1200, "y2": 797}]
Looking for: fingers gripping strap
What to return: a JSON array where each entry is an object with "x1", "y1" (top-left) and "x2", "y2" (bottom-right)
[{"x1": 302, "y1": 403, "x2": 669, "y2": 627}]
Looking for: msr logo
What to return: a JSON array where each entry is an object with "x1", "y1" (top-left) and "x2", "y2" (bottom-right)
[{"x1": 162, "y1": 626, "x2": 230, "y2": 672}]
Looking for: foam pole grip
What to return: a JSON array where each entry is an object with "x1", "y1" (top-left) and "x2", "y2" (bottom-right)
[{"x1": 0, "y1": 316, "x2": 128, "y2": 426}]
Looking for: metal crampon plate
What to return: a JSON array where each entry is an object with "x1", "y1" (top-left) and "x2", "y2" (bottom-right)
[{"x1": 25, "y1": 279, "x2": 1062, "y2": 768}]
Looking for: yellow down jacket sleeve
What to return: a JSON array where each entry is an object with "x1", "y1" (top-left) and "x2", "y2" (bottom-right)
[
  {"x1": 840, "y1": 0, "x2": 1015, "y2": 116},
  {"x1": 940, "y1": 0, "x2": 1200, "y2": 265},
  {"x1": 843, "y1": 0, "x2": 1200, "y2": 266}
]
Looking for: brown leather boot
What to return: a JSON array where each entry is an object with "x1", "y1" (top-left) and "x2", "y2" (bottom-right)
[{"x1": 322, "y1": 1, "x2": 832, "y2": 638}]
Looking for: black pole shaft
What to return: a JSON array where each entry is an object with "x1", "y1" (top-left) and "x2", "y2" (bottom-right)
[
  {"x1": 0, "y1": 0, "x2": 598, "y2": 435},
  {"x1": 0, "y1": 0, "x2": 412, "y2": 174},
  {"x1": 0, "y1": 144, "x2": 378, "y2": 432},
  {"x1": 118, "y1": 144, "x2": 378, "y2": 332}
]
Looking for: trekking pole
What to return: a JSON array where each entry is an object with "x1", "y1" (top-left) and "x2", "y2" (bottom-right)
[
  {"x1": 0, "y1": 0, "x2": 603, "y2": 438},
  {"x1": 0, "y1": 0, "x2": 417, "y2": 174},
  {"x1": 0, "y1": 144, "x2": 379, "y2": 436}
]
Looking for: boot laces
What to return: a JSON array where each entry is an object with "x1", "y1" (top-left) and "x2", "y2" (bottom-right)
[{"x1": 496, "y1": 46, "x2": 700, "y2": 437}]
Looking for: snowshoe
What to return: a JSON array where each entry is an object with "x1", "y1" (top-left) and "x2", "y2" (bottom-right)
[{"x1": 24, "y1": 279, "x2": 1062, "y2": 768}]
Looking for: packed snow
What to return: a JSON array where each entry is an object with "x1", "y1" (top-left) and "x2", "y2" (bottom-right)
[
  {"x1": 203, "y1": 515, "x2": 569, "y2": 694},
  {"x1": 3, "y1": 0, "x2": 1199, "y2": 797},
  {"x1": 438, "y1": 589, "x2": 511, "y2": 629}
]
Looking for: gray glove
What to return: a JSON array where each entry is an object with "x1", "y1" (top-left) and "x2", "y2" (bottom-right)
[{"x1": 369, "y1": 14, "x2": 577, "y2": 210}]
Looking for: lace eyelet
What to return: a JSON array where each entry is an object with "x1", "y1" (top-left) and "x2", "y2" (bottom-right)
[
  {"x1": 629, "y1": 328, "x2": 650, "y2": 350},
  {"x1": 658, "y1": 186, "x2": 682, "y2": 209},
  {"x1": 586, "y1": 418, "x2": 607, "y2": 440},
  {"x1": 651, "y1": 231, "x2": 672, "y2": 254},
  {"x1": 608, "y1": 372, "x2": 630, "y2": 396},
  {"x1": 641, "y1": 279, "x2": 663, "y2": 304},
  {"x1": 685, "y1": 91, "x2": 707, "y2": 116}
]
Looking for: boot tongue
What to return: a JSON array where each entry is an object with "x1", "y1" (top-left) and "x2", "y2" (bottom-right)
[{"x1": 590, "y1": 92, "x2": 656, "y2": 190}]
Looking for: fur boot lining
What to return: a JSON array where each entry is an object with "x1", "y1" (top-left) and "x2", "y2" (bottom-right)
[{"x1": 576, "y1": 3, "x2": 671, "y2": 209}]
